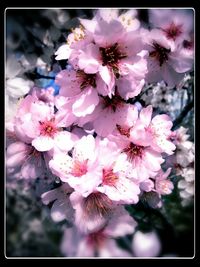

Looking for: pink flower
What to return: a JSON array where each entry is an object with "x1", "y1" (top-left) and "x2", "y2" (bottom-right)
[
  {"x1": 115, "y1": 57, "x2": 147, "y2": 100},
  {"x1": 149, "y1": 9, "x2": 194, "y2": 44},
  {"x1": 96, "y1": 139, "x2": 140, "y2": 204},
  {"x1": 79, "y1": 96, "x2": 139, "y2": 138},
  {"x1": 49, "y1": 135, "x2": 101, "y2": 197},
  {"x1": 70, "y1": 17, "x2": 146, "y2": 98},
  {"x1": 6, "y1": 141, "x2": 49, "y2": 179},
  {"x1": 32, "y1": 118, "x2": 78, "y2": 153},
  {"x1": 142, "y1": 29, "x2": 193, "y2": 87},
  {"x1": 61, "y1": 206, "x2": 136, "y2": 257},
  {"x1": 54, "y1": 25, "x2": 89, "y2": 60},
  {"x1": 140, "y1": 179, "x2": 154, "y2": 192},
  {"x1": 70, "y1": 190, "x2": 116, "y2": 234},
  {"x1": 81, "y1": 9, "x2": 140, "y2": 33},
  {"x1": 41, "y1": 183, "x2": 74, "y2": 222},
  {"x1": 154, "y1": 168, "x2": 174, "y2": 195},
  {"x1": 55, "y1": 68, "x2": 109, "y2": 117},
  {"x1": 13, "y1": 95, "x2": 78, "y2": 152},
  {"x1": 108, "y1": 134, "x2": 164, "y2": 182},
  {"x1": 54, "y1": 95, "x2": 78, "y2": 127},
  {"x1": 130, "y1": 105, "x2": 176, "y2": 155}
]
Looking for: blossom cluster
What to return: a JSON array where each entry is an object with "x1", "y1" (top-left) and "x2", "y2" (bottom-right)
[
  {"x1": 6, "y1": 8, "x2": 194, "y2": 257},
  {"x1": 173, "y1": 127, "x2": 194, "y2": 206}
]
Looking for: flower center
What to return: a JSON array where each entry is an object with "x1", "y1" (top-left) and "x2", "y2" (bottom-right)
[
  {"x1": 84, "y1": 192, "x2": 113, "y2": 217},
  {"x1": 163, "y1": 22, "x2": 183, "y2": 40},
  {"x1": 76, "y1": 70, "x2": 97, "y2": 90},
  {"x1": 30, "y1": 147, "x2": 41, "y2": 158},
  {"x1": 183, "y1": 39, "x2": 193, "y2": 50},
  {"x1": 116, "y1": 124, "x2": 131, "y2": 137},
  {"x1": 39, "y1": 119, "x2": 57, "y2": 137},
  {"x1": 71, "y1": 160, "x2": 88, "y2": 177},
  {"x1": 102, "y1": 168, "x2": 118, "y2": 186},
  {"x1": 122, "y1": 142, "x2": 144, "y2": 161},
  {"x1": 87, "y1": 229, "x2": 107, "y2": 249},
  {"x1": 99, "y1": 43, "x2": 127, "y2": 78},
  {"x1": 103, "y1": 90, "x2": 124, "y2": 112},
  {"x1": 149, "y1": 42, "x2": 171, "y2": 66}
]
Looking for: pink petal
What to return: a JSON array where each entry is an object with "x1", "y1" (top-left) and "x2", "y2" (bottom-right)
[
  {"x1": 143, "y1": 149, "x2": 164, "y2": 172},
  {"x1": 55, "y1": 70, "x2": 81, "y2": 97},
  {"x1": 21, "y1": 156, "x2": 44, "y2": 179},
  {"x1": 139, "y1": 105, "x2": 153, "y2": 127},
  {"x1": 51, "y1": 198, "x2": 74, "y2": 223},
  {"x1": 99, "y1": 65, "x2": 115, "y2": 89},
  {"x1": 73, "y1": 135, "x2": 96, "y2": 162},
  {"x1": 93, "y1": 110, "x2": 116, "y2": 137},
  {"x1": 72, "y1": 88, "x2": 99, "y2": 117},
  {"x1": 79, "y1": 18, "x2": 97, "y2": 33},
  {"x1": 78, "y1": 43, "x2": 100, "y2": 73},
  {"x1": 6, "y1": 142, "x2": 30, "y2": 167},
  {"x1": 104, "y1": 206, "x2": 137, "y2": 237},
  {"x1": 49, "y1": 154, "x2": 73, "y2": 182}
]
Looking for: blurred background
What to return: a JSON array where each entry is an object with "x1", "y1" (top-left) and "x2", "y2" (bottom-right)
[{"x1": 5, "y1": 8, "x2": 194, "y2": 257}]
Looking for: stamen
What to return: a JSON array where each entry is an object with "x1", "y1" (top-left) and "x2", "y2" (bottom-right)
[
  {"x1": 84, "y1": 192, "x2": 113, "y2": 217},
  {"x1": 76, "y1": 70, "x2": 97, "y2": 90},
  {"x1": 102, "y1": 168, "x2": 118, "y2": 186},
  {"x1": 39, "y1": 120, "x2": 57, "y2": 137},
  {"x1": 116, "y1": 124, "x2": 130, "y2": 137},
  {"x1": 71, "y1": 160, "x2": 88, "y2": 177},
  {"x1": 103, "y1": 91, "x2": 124, "y2": 112},
  {"x1": 149, "y1": 42, "x2": 171, "y2": 66},
  {"x1": 122, "y1": 142, "x2": 144, "y2": 162},
  {"x1": 99, "y1": 43, "x2": 127, "y2": 78}
]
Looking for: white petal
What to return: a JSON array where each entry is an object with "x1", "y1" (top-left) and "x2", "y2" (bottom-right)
[
  {"x1": 32, "y1": 136, "x2": 54, "y2": 151},
  {"x1": 55, "y1": 44, "x2": 71, "y2": 60},
  {"x1": 54, "y1": 131, "x2": 78, "y2": 152}
]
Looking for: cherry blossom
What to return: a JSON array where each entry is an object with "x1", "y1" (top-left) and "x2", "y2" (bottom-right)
[
  {"x1": 61, "y1": 204, "x2": 136, "y2": 254},
  {"x1": 130, "y1": 105, "x2": 176, "y2": 155},
  {"x1": 142, "y1": 28, "x2": 193, "y2": 87},
  {"x1": 6, "y1": 141, "x2": 50, "y2": 179},
  {"x1": 5, "y1": 8, "x2": 194, "y2": 258},
  {"x1": 41, "y1": 183, "x2": 74, "y2": 222},
  {"x1": 49, "y1": 135, "x2": 101, "y2": 197}
]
